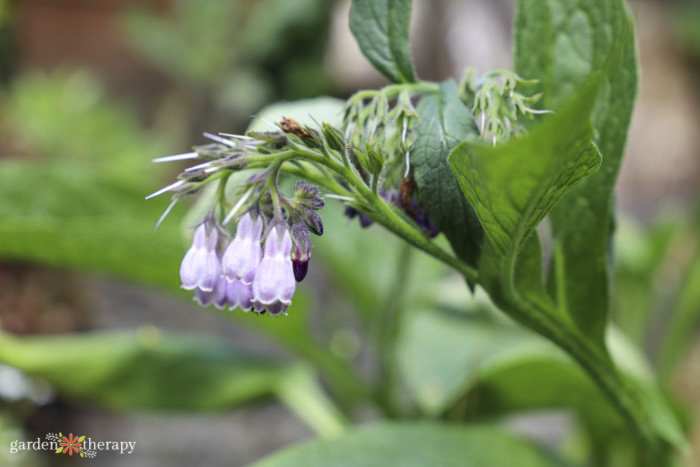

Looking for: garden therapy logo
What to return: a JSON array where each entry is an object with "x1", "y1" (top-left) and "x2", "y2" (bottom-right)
[
  {"x1": 47, "y1": 432, "x2": 96, "y2": 458},
  {"x1": 9, "y1": 433, "x2": 135, "y2": 457}
]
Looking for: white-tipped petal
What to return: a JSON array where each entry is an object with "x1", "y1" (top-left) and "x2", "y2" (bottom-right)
[
  {"x1": 203, "y1": 132, "x2": 236, "y2": 148},
  {"x1": 152, "y1": 152, "x2": 198, "y2": 163},
  {"x1": 154, "y1": 199, "x2": 177, "y2": 231},
  {"x1": 145, "y1": 180, "x2": 185, "y2": 200}
]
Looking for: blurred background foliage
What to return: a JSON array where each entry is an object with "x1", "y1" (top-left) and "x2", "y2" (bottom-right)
[{"x1": 0, "y1": 0, "x2": 698, "y2": 466}]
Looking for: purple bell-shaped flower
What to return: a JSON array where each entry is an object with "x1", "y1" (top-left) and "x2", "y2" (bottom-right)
[
  {"x1": 252, "y1": 225, "x2": 295, "y2": 315},
  {"x1": 222, "y1": 213, "x2": 263, "y2": 285},
  {"x1": 194, "y1": 275, "x2": 228, "y2": 308},
  {"x1": 226, "y1": 279, "x2": 254, "y2": 311},
  {"x1": 180, "y1": 223, "x2": 222, "y2": 292}
]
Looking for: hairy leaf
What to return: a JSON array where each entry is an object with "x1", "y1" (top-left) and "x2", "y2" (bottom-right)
[
  {"x1": 413, "y1": 80, "x2": 483, "y2": 267},
  {"x1": 448, "y1": 79, "x2": 600, "y2": 260},
  {"x1": 349, "y1": 0, "x2": 417, "y2": 83},
  {"x1": 514, "y1": 0, "x2": 638, "y2": 346}
]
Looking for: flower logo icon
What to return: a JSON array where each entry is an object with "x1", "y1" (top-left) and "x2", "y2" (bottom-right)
[{"x1": 57, "y1": 433, "x2": 84, "y2": 456}]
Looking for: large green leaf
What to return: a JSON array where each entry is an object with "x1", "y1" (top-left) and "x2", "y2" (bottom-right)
[
  {"x1": 251, "y1": 423, "x2": 570, "y2": 467},
  {"x1": 514, "y1": 0, "x2": 638, "y2": 346},
  {"x1": 0, "y1": 162, "x2": 184, "y2": 290},
  {"x1": 412, "y1": 80, "x2": 483, "y2": 267},
  {"x1": 448, "y1": 79, "x2": 600, "y2": 263},
  {"x1": 349, "y1": 0, "x2": 417, "y2": 83},
  {"x1": 0, "y1": 330, "x2": 284, "y2": 410}
]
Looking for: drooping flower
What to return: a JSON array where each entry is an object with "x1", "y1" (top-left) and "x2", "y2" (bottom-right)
[
  {"x1": 226, "y1": 279, "x2": 254, "y2": 311},
  {"x1": 194, "y1": 275, "x2": 227, "y2": 308},
  {"x1": 222, "y1": 213, "x2": 263, "y2": 284},
  {"x1": 180, "y1": 222, "x2": 222, "y2": 291},
  {"x1": 252, "y1": 224, "x2": 295, "y2": 315},
  {"x1": 290, "y1": 220, "x2": 311, "y2": 282}
]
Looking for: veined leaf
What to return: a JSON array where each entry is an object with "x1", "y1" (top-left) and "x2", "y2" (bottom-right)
[
  {"x1": 349, "y1": 0, "x2": 417, "y2": 83},
  {"x1": 413, "y1": 80, "x2": 483, "y2": 267},
  {"x1": 448, "y1": 79, "x2": 600, "y2": 261},
  {"x1": 515, "y1": 0, "x2": 638, "y2": 346}
]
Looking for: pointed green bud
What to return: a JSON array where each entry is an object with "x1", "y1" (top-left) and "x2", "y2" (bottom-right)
[
  {"x1": 364, "y1": 143, "x2": 384, "y2": 177},
  {"x1": 302, "y1": 126, "x2": 323, "y2": 149},
  {"x1": 322, "y1": 123, "x2": 346, "y2": 152}
]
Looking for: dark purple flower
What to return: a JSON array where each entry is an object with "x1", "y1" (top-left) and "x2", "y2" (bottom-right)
[
  {"x1": 222, "y1": 213, "x2": 263, "y2": 284},
  {"x1": 252, "y1": 224, "x2": 295, "y2": 314}
]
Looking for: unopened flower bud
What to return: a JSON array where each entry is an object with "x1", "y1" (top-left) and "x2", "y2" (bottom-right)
[
  {"x1": 365, "y1": 143, "x2": 384, "y2": 177},
  {"x1": 290, "y1": 221, "x2": 311, "y2": 282},
  {"x1": 345, "y1": 146, "x2": 368, "y2": 181},
  {"x1": 302, "y1": 127, "x2": 323, "y2": 149},
  {"x1": 293, "y1": 181, "x2": 324, "y2": 210},
  {"x1": 322, "y1": 123, "x2": 346, "y2": 152},
  {"x1": 302, "y1": 208, "x2": 323, "y2": 236}
]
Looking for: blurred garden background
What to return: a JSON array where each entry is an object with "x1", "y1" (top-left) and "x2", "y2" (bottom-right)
[{"x1": 0, "y1": 0, "x2": 699, "y2": 466}]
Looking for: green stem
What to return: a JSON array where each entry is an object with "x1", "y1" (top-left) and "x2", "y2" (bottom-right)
[
  {"x1": 275, "y1": 365, "x2": 348, "y2": 438},
  {"x1": 493, "y1": 251, "x2": 672, "y2": 466},
  {"x1": 288, "y1": 144, "x2": 479, "y2": 283},
  {"x1": 373, "y1": 243, "x2": 413, "y2": 418}
]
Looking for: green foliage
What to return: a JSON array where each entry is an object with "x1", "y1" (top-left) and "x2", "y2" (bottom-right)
[
  {"x1": 397, "y1": 308, "x2": 544, "y2": 415},
  {"x1": 3, "y1": 71, "x2": 163, "y2": 182},
  {"x1": 0, "y1": 330, "x2": 284, "y2": 410},
  {"x1": 448, "y1": 79, "x2": 600, "y2": 265},
  {"x1": 0, "y1": 162, "x2": 184, "y2": 289},
  {"x1": 515, "y1": 0, "x2": 638, "y2": 347},
  {"x1": 0, "y1": 0, "x2": 695, "y2": 465},
  {"x1": 349, "y1": 0, "x2": 417, "y2": 83},
  {"x1": 251, "y1": 423, "x2": 572, "y2": 467},
  {"x1": 413, "y1": 80, "x2": 483, "y2": 268}
]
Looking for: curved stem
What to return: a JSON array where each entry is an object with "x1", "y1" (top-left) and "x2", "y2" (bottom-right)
[
  {"x1": 493, "y1": 251, "x2": 672, "y2": 466},
  {"x1": 288, "y1": 144, "x2": 479, "y2": 283}
]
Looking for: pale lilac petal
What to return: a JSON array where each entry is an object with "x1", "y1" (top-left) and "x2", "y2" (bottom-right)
[
  {"x1": 192, "y1": 224, "x2": 208, "y2": 248},
  {"x1": 263, "y1": 225, "x2": 292, "y2": 258},
  {"x1": 198, "y1": 227, "x2": 222, "y2": 292},
  {"x1": 180, "y1": 247, "x2": 205, "y2": 290},
  {"x1": 227, "y1": 280, "x2": 253, "y2": 311},
  {"x1": 222, "y1": 214, "x2": 263, "y2": 284},
  {"x1": 180, "y1": 225, "x2": 208, "y2": 290},
  {"x1": 199, "y1": 250, "x2": 222, "y2": 292},
  {"x1": 194, "y1": 287, "x2": 215, "y2": 306},
  {"x1": 252, "y1": 256, "x2": 280, "y2": 304},
  {"x1": 252, "y1": 225, "x2": 296, "y2": 310},
  {"x1": 213, "y1": 277, "x2": 229, "y2": 309},
  {"x1": 265, "y1": 301, "x2": 288, "y2": 316}
]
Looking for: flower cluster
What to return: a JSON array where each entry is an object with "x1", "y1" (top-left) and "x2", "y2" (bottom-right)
[
  {"x1": 458, "y1": 68, "x2": 552, "y2": 144},
  {"x1": 147, "y1": 107, "x2": 455, "y2": 316},
  {"x1": 147, "y1": 126, "x2": 326, "y2": 316},
  {"x1": 179, "y1": 212, "x2": 302, "y2": 315}
]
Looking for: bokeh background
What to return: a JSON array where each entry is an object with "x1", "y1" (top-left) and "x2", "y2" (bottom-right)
[{"x1": 0, "y1": 0, "x2": 699, "y2": 466}]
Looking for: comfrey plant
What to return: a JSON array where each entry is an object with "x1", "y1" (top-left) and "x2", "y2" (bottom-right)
[{"x1": 147, "y1": 0, "x2": 686, "y2": 465}]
